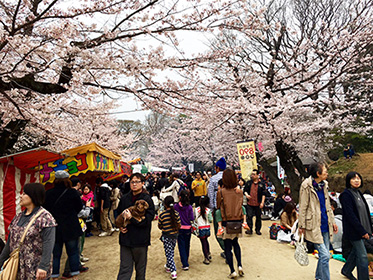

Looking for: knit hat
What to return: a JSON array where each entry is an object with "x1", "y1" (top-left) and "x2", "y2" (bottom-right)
[
  {"x1": 55, "y1": 170, "x2": 70, "y2": 179},
  {"x1": 215, "y1": 157, "x2": 227, "y2": 171}
]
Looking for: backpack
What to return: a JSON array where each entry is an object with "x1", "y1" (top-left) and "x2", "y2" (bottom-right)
[{"x1": 269, "y1": 223, "x2": 283, "y2": 240}]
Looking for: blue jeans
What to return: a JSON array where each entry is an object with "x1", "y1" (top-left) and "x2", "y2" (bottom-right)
[
  {"x1": 52, "y1": 238, "x2": 80, "y2": 277},
  {"x1": 314, "y1": 231, "x2": 330, "y2": 280},
  {"x1": 342, "y1": 239, "x2": 369, "y2": 280},
  {"x1": 177, "y1": 229, "x2": 191, "y2": 268}
]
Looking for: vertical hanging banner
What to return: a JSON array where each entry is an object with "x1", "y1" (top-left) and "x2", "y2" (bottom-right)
[
  {"x1": 237, "y1": 140, "x2": 257, "y2": 181},
  {"x1": 277, "y1": 156, "x2": 285, "y2": 183}
]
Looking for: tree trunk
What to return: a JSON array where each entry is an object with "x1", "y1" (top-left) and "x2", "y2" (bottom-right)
[
  {"x1": 0, "y1": 119, "x2": 28, "y2": 156},
  {"x1": 275, "y1": 140, "x2": 307, "y2": 203},
  {"x1": 258, "y1": 156, "x2": 284, "y2": 194}
]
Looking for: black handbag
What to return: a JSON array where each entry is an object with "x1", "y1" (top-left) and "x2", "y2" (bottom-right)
[{"x1": 220, "y1": 190, "x2": 242, "y2": 234}]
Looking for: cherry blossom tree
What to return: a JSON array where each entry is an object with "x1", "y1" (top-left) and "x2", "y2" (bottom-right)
[
  {"x1": 0, "y1": 0, "x2": 240, "y2": 156},
  {"x1": 145, "y1": 0, "x2": 373, "y2": 198}
]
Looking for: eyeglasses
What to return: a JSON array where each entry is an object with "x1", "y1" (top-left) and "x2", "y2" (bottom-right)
[{"x1": 130, "y1": 180, "x2": 142, "y2": 185}]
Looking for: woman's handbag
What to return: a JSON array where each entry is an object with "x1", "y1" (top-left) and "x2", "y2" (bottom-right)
[
  {"x1": 0, "y1": 209, "x2": 45, "y2": 280},
  {"x1": 294, "y1": 234, "x2": 309, "y2": 266},
  {"x1": 226, "y1": 221, "x2": 242, "y2": 234}
]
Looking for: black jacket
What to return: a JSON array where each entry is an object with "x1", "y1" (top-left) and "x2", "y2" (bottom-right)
[
  {"x1": 340, "y1": 188, "x2": 372, "y2": 241},
  {"x1": 244, "y1": 180, "x2": 265, "y2": 205},
  {"x1": 44, "y1": 186, "x2": 83, "y2": 242},
  {"x1": 117, "y1": 190, "x2": 155, "y2": 247},
  {"x1": 156, "y1": 177, "x2": 169, "y2": 192}
]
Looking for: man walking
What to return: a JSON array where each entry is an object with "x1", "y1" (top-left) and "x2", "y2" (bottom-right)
[
  {"x1": 117, "y1": 173, "x2": 155, "y2": 280},
  {"x1": 244, "y1": 169, "x2": 265, "y2": 235},
  {"x1": 207, "y1": 157, "x2": 226, "y2": 258}
]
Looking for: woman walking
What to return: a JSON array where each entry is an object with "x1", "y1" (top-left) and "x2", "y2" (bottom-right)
[
  {"x1": 216, "y1": 168, "x2": 245, "y2": 278},
  {"x1": 298, "y1": 162, "x2": 338, "y2": 280},
  {"x1": 340, "y1": 171, "x2": 371, "y2": 280},
  {"x1": 44, "y1": 170, "x2": 83, "y2": 280},
  {"x1": 0, "y1": 183, "x2": 57, "y2": 279},
  {"x1": 174, "y1": 190, "x2": 194, "y2": 270},
  {"x1": 194, "y1": 196, "x2": 213, "y2": 265},
  {"x1": 158, "y1": 196, "x2": 181, "y2": 279}
]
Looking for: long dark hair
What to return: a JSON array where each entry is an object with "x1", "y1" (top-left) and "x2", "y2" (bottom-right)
[
  {"x1": 283, "y1": 202, "x2": 297, "y2": 222},
  {"x1": 164, "y1": 196, "x2": 179, "y2": 230},
  {"x1": 179, "y1": 190, "x2": 190, "y2": 206},
  {"x1": 346, "y1": 171, "x2": 363, "y2": 189},
  {"x1": 199, "y1": 196, "x2": 210, "y2": 220}
]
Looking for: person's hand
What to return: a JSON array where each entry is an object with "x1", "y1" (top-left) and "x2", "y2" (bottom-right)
[
  {"x1": 86, "y1": 199, "x2": 91, "y2": 207},
  {"x1": 363, "y1": 233, "x2": 370, "y2": 239},
  {"x1": 299, "y1": 228, "x2": 305, "y2": 235},
  {"x1": 101, "y1": 207, "x2": 103, "y2": 213},
  {"x1": 246, "y1": 194, "x2": 251, "y2": 199},
  {"x1": 235, "y1": 186, "x2": 241, "y2": 193},
  {"x1": 36, "y1": 269, "x2": 47, "y2": 280},
  {"x1": 260, "y1": 202, "x2": 264, "y2": 209},
  {"x1": 120, "y1": 227, "x2": 128, "y2": 234},
  {"x1": 333, "y1": 223, "x2": 338, "y2": 233}
]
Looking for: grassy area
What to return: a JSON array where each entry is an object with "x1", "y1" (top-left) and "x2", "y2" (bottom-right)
[{"x1": 328, "y1": 157, "x2": 358, "y2": 176}]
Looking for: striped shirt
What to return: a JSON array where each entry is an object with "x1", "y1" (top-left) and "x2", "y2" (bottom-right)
[{"x1": 158, "y1": 209, "x2": 181, "y2": 236}]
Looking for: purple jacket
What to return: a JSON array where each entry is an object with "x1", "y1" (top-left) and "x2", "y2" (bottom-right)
[{"x1": 174, "y1": 202, "x2": 194, "y2": 230}]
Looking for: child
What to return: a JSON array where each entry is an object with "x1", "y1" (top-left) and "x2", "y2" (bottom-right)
[
  {"x1": 174, "y1": 190, "x2": 194, "y2": 270},
  {"x1": 194, "y1": 196, "x2": 213, "y2": 264},
  {"x1": 152, "y1": 191, "x2": 160, "y2": 220},
  {"x1": 216, "y1": 179, "x2": 250, "y2": 236},
  {"x1": 158, "y1": 196, "x2": 181, "y2": 280}
]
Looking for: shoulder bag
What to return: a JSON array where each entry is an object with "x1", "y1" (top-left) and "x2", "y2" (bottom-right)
[
  {"x1": 220, "y1": 190, "x2": 242, "y2": 234},
  {"x1": 294, "y1": 234, "x2": 309, "y2": 266},
  {"x1": 0, "y1": 209, "x2": 45, "y2": 280}
]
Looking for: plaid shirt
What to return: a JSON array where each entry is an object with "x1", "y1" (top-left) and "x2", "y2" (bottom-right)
[{"x1": 207, "y1": 171, "x2": 223, "y2": 210}]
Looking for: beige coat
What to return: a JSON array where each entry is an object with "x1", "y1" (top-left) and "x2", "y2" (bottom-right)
[{"x1": 298, "y1": 176, "x2": 335, "y2": 244}]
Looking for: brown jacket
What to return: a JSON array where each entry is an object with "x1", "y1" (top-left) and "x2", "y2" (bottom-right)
[
  {"x1": 217, "y1": 188, "x2": 243, "y2": 221},
  {"x1": 298, "y1": 176, "x2": 335, "y2": 244}
]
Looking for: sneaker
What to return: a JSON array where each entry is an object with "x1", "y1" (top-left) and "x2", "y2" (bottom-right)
[
  {"x1": 255, "y1": 231, "x2": 262, "y2": 235},
  {"x1": 164, "y1": 265, "x2": 171, "y2": 273},
  {"x1": 80, "y1": 256, "x2": 89, "y2": 262},
  {"x1": 80, "y1": 266, "x2": 89, "y2": 273},
  {"x1": 245, "y1": 230, "x2": 253, "y2": 235},
  {"x1": 98, "y1": 232, "x2": 109, "y2": 237},
  {"x1": 341, "y1": 269, "x2": 357, "y2": 280},
  {"x1": 170, "y1": 271, "x2": 177, "y2": 279},
  {"x1": 203, "y1": 258, "x2": 210, "y2": 265},
  {"x1": 182, "y1": 266, "x2": 189, "y2": 271},
  {"x1": 114, "y1": 228, "x2": 120, "y2": 232},
  {"x1": 238, "y1": 266, "x2": 244, "y2": 276},
  {"x1": 217, "y1": 227, "x2": 224, "y2": 236},
  {"x1": 61, "y1": 272, "x2": 73, "y2": 279},
  {"x1": 80, "y1": 262, "x2": 85, "y2": 266},
  {"x1": 208, "y1": 253, "x2": 212, "y2": 261},
  {"x1": 85, "y1": 232, "x2": 93, "y2": 237},
  {"x1": 228, "y1": 271, "x2": 237, "y2": 279}
]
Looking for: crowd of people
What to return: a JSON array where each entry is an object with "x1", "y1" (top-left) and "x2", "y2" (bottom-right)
[{"x1": 0, "y1": 157, "x2": 372, "y2": 280}]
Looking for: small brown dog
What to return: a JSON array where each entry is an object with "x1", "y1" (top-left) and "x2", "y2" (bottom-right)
[{"x1": 116, "y1": 199, "x2": 149, "y2": 228}]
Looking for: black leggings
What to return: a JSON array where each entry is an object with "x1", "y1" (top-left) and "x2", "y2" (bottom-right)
[{"x1": 223, "y1": 237, "x2": 242, "y2": 273}]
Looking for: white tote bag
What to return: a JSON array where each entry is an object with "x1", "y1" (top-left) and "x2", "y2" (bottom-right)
[{"x1": 294, "y1": 234, "x2": 309, "y2": 266}]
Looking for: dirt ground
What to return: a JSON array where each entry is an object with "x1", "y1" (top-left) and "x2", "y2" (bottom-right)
[{"x1": 59, "y1": 219, "x2": 352, "y2": 280}]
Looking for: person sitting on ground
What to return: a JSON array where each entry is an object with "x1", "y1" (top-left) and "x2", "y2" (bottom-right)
[
  {"x1": 271, "y1": 192, "x2": 286, "y2": 220},
  {"x1": 343, "y1": 143, "x2": 355, "y2": 159},
  {"x1": 330, "y1": 200, "x2": 343, "y2": 254},
  {"x1": 280, "y1": 202, "x2": 298, "y2": 232},
  {"x1": 363, "y1": 190, "x2": 373, "y2": 215}
]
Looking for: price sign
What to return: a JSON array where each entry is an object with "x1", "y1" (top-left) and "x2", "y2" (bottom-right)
[{"x1": 236, "y1": 140, "x2": 258, "y2": 180}]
